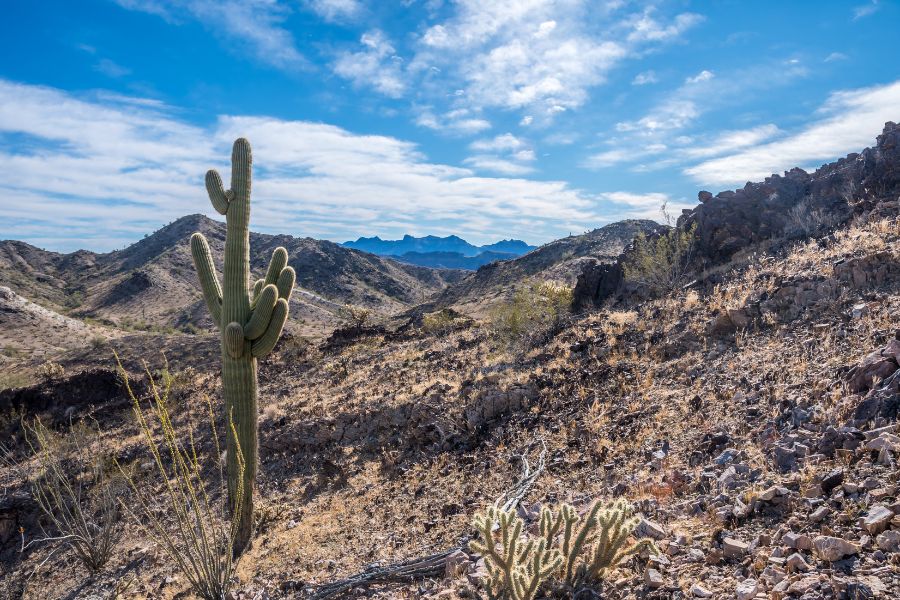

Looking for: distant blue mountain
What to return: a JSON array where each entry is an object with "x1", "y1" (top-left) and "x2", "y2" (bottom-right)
[
  {"x1": 392, "y1": 250, "x2": 519, "y2": 270},
  {"x1": 342, "y1": 234, "x2": 536, "y2": 270}
]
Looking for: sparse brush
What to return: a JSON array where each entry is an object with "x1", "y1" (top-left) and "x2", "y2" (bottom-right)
[
  {"x1": 341, "y1": 304, "x2": 372, "y2": 329},
  {"x1": 490, "y1": 280, "x2": 573, "y2": 353},
  {"x1": 470, "y1": 505, "x2": 563, "y2": 600},
  {"x1": 115, "y1": 356, "x2": 244, "y2": 600},
  {"x1": 422, "y1": 309, "x2": 456, "y2": 335},
  {"x1": 622, "y1": 224, "x2": 697, "y2": 296},
  {"x1": 36, "y1": 360, "x2": 65, "y2": 383},
  {"x1": 4, "y1": 418, "x2": 121, "y2": 573}
]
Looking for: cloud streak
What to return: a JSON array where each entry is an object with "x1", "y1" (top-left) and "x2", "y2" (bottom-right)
[
  {"x1": 0, "y1": 79, "x2": 669, "y2": 251},
  {"x1": 684, "y1": 80, "x2": 900, "y2": 186}
]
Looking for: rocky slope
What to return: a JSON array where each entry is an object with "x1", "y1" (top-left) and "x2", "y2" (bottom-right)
[{"x1": 428, "y1": 219, "x2": 662, "y2": 317}]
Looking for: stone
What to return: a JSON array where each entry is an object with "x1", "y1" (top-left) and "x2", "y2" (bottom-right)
[
  {"x1": 820, "y1": 468, "x2": 844, "y2": 494},
  {"x1": 862, "y1": 505, "x2": 894, "y2": 534},
  {"x1": 723, "y1": 537, "x2": 749, "y2": 559},
  {"x1": 851, "y1": 303, "x2": 870, "y2": 319},
  {"x1": 636, "y1": 517, "x2": 667, "y2": 540},
  {"x1": 810, "y1": 505, "x2": 831, "y2": 522},
  {"x1": 875, "y1": 529, "x2": 900, "y2": 552},
  {"x1": 865, "y1": 433, "x2": 900, "y2": 452},
  {"x1": 813, "y1": 535, "x2": 860, "y2": 561},
  {"x1": 785, "y1": 552, "x2": 811, "y2": 572},
  {"x1": 691, "y1": 582, "x2": 714, "y2": 597},
  {"x1": 783, "y1": 532, "x2": 814, "y2": 551},
  {"x1": 736, "y1": 578, "x2": 759, "y2": 600},
  {"x1": 644, "y1": 568, "x2": 664, "y2": 589}
]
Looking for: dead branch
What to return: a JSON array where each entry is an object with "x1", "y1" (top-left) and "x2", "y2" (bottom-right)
[{"x1": 298, "y1": 438, "x2": 547, "y2": 600}]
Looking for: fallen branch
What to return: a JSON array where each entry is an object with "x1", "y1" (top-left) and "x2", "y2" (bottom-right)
[{"x1": 299, "y1": 438, "x2": 547, "y2": 600}]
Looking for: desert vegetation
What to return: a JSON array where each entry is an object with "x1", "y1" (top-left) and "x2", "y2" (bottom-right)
[{"x1": 2, "y1": 124, "x2": 900, "y2": 600}]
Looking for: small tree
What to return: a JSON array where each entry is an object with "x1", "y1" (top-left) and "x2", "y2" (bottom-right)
[{"x1": 622, "y1": 224, "x2": 697, "y2": 295}]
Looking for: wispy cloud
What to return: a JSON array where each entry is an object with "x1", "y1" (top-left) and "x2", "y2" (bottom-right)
[
  {"x1": 631, "y1": 70, "x2": 658, "y2": 85},
  {"x1": 304, "y1": 0, "x2": 363, "y2": 22},
  {"x1": 334, "y1": 30, "x2": 405, "y2": 98},
  {"x1": 684, "y1": 80, "x2": 900, "y2": 186},
  {"x1": 113, "y1": 0, "x2": 307, "y2": 70},
  {"x1": 94, "y1": 58, "x2": 131, "y2": 78},
  {"x1": 852, "y1": 0, "x2": 880, "y2": 20},
  {"x1": 415, "y1": 107, "x2": 491, "y2": 135},
  {"x1": 0, "y1": 79, "x2": 663, "y2": 251}
]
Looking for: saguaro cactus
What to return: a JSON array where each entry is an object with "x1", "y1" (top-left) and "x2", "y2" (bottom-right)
[{"x1": 190, "y1": 138, "x2": 294, "y2": 554}]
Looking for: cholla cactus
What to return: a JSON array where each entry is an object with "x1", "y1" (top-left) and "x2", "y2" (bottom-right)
[
  {"x1": 541, "y1": 498, "x2": 658, "y2": 585},
  {"x1": 190, "y1": 138, "x2": 295, "y2": 554},
  {"x1": 470, "y1": 505, "x2": 563, "y2": 600}
]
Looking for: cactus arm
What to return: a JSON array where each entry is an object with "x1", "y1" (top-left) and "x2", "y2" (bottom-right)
[
  {"x1": 205, "y1": 170, "x2": 231, "y2": 215},
  {"x1": 244, "y1": 285, "x2": 278, "y2": 340},
  {"x1": 276, "y1": 266, "x2": 296, "y2": 301},
  {"x1": 251, "y1": 278, "x2": 265, "y2": 304},
  {"x1": 264, "y1": 247, "x2": 288, "y2": 287},
  {"x1": 190, "y1": 233, "x2": 222, "y2": 328},
  {"x1": 250, "y1": 298, "x2": 288, "y2": 358}
]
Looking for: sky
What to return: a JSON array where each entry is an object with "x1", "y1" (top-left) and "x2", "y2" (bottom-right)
[{"x1": 1, "y1": 0, "x2": 898, "y2": 253}]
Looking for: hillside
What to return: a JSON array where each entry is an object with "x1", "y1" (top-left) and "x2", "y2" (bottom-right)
[
  {"x1": 426, "y1": 219, "x2": 662, "y2": 317},
  {"x1": 0, "y1": 214, "x2": 465, "y2": 340}
]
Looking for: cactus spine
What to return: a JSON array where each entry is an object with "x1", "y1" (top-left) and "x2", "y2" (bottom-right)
[{"x1": 190, "y1": 138, "x2": 294, "y2": 555}]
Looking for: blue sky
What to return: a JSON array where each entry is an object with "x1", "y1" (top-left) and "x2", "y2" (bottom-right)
[{"x1": 1, "y1": 0, "x2": 898, "y2": 252}]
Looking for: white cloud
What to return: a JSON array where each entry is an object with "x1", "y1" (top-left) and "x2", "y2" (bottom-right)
[
  {"x1": 0, "y1": 79, "x2": 645, "y2": 251},
  {"x1": 685, "y1": 69, "x2": 714, "y2": 84},
  {"x1": 94, "y1": 58, "x2": 131, "y2": 78},
  {"x1": 415, "y1": 107, "x2": 491, "y2": 135},
  {"x1": 853, "y1": 1, "x2": 880, "y2": 20},
  {"x1": 682, "y1": 124, "x2": 781, "y2": 159},
  {"x1": 684, "y1": 80, "x2": 900, "y2": 186},
  {"x1": 470, "y1": 133, "x2": 526, "y2": 152},
  {"x1": 406, "y1": 1, "x2": 702, "y2": 120},
  {"x1": 463, "y1": 155, "x2": 534, "y2": 175},
  {"x1": 305, "y1": 0, "x2": 363, "y2": 22},
  {"x1": 113, "y1": 0, "x2": 306, "y2": 70},
  {"x1": 625, "y1": 10, "x2": 704, "y2": 43},
  {"x1": 334, "y1": 30, "x2": 406, "y2": 98},
  {"x1": 825, "y1": 52, "x2": 849, "y2": 62},
  {"x1": 631, "y1": 70, "x2": 658, "y2": 85}
]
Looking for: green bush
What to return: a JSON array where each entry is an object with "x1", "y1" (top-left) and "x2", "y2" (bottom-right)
[
  {"x1": 622, "y1": 224, "x2": 697, "y2": 295},
  {"x1": 490, "y1": 280, "x2": 573, "y2": 351},
  {"x1": 422, "y1": 309, "x2": 457, "y2": 335}
]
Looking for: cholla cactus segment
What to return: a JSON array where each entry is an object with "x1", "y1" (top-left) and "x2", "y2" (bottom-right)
[
  {"x1": 470, "y1": 505, "x2": 562, "y2": 600},
  {"x1": 471, "y1": 497, "x2": 660, "y2": 598},
  {"x1": 189, "y1": 138, "x2": 295, "y2": 555},
  {"x1": 544, "y1": 498, "x2": 659, "y2": 586}
]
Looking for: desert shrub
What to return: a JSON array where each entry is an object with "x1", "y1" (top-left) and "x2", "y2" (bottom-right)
[
  {"x1": 470, "y1": 498, "x2": 657, "y2": 598},
  {"x1": 340, "y1": 304, "x2": 372, "y2": 329},
  {"x1": 6, "y1": 419, "x2": 122, "y2": 573},
  {"x1": 36, "y1": 360, "x2": 65, "y2": 382},
  {"x1": 785, "y1": 197, "x2": 842, "y2": 237},
  {"x1": 622, "y1": 224, "x2": 697, "y2": 295},
  {"x1": 422, "y1": 308, "x2": 457, "y2": 335},
  {"x1": 89, "y1": 335, "x2": 108, "y2": 350},
  {"x1": 490, "y1": 280, "x2": 573, "y2": 351},
  {"x1": 116, "y1": 359, "x2": 243, "y2": 600}
]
